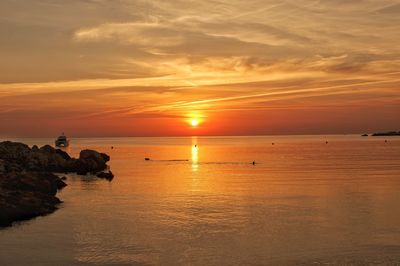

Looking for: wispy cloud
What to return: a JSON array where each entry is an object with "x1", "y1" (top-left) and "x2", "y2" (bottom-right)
[{"x1": 0, "y1": 0, "x2": 399, "y2": 136}]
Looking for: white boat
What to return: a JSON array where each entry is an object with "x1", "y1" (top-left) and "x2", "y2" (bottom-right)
[{"x1": 55, "y1": 134, "x2": 70, "y2": 147}]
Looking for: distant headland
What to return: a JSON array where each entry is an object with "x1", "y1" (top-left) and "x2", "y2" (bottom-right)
[
  {"x1": 0, "y1": 141, "x2": 113, "y2": 227},
  {"x1": 371, "y1": 131, "x2": 400, "y2": 136},
  {"x1": 361, "y1": 131, "x2": 400, "y2": 137}
]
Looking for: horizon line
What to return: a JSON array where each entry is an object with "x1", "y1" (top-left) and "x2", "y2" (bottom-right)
[{"x1": 2, "y1": 131, "x2": 398, "y2": 139}]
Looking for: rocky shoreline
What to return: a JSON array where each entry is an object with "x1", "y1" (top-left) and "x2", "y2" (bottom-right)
[{"x1": 0, "y1": 141, "x2": 113, "y2": 227}]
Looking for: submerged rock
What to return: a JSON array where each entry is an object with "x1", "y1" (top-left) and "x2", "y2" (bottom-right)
[{"x1": 96, "y1": 171, "x2": 114, "y2": 181}]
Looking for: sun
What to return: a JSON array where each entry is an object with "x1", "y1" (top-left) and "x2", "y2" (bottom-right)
[{"x1": 190, "y1": 119, "x2": 199, "y2": 127}]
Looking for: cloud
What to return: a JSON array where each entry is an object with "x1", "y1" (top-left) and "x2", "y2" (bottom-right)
[
  {"x1": 0, "y1": 0, "x2": 399, "y2": 136},
  {"x1": 375, "y1": 3, "x2": 400, "y2": 14},
  {"x1": 74, "y1": 21, "x2": 184, "y2": 47}
]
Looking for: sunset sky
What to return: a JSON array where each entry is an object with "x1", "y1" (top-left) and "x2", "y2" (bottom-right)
[{"x1": 0, "y1": 0, "x2": 399, "y2": 137}]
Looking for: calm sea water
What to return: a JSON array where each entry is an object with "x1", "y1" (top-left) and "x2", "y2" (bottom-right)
[{"x1": 1, "y1": 135, "x2": 400, "y2": 266}]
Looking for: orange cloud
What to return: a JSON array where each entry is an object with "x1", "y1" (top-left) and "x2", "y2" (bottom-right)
[{"x1": 0, "y1": 0, "x2": 399, "y2": 136}]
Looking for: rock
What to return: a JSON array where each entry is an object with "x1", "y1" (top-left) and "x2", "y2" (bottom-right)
[
  {"x1": 0, "y1": 141, "x2": 31, "y2": 161},
  {"x1": 1, "y1": 171, "x2": 66, "y2": 196},
  {"x1": 361, "y1": 134, "x2": 368, "y2": 137},
  {"x1": 100, "y1": 153, "x2": 110, "y2": 162},
  {"x1": 39, "y1": 144, "x2": 56, "y2": 154},
  {"x1": 0, "y1": 189, "x2": 61, "y2": 227},
  {"x1": 79, "y1": 149, "x2": 108, "y2": 173},
  {"x1": 0, "y1": 140, "x2": 113, "y2": 227},
  {"x1": 0, "y1": 159, "x2": 5, "y2": 173},
  {"x1": 96, "y1": 171, "x2": 114, "y2": 181},
  {"x1": 80, "y1": 149, "x2": 101, "y2": 160},
  {"x1": 0, "y1": 141, "x2": 110, "y2": 175},
  {"x1": 0, "y1": 171, "x2": 66, "y2": 227},
  {"x1": 56, "y1": 149, "x2": 71, "y2": 160}
]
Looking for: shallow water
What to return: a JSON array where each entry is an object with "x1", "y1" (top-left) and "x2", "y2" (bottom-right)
[{"x1": 1, "y1": 135, "x2": 400, "y2": 265}]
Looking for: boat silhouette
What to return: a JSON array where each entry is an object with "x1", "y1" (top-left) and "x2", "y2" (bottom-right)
[{"x1": 55, "y1": 133, "x2": 70, "y2": 147}]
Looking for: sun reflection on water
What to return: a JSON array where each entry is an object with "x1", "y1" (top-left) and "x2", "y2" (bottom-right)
[{"x1": 191, "y1": 137, "x2": 198, "y2": 171}]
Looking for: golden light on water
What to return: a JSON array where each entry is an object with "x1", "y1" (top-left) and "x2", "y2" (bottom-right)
[{"x1": 191, "y1": 137, "x2": 199, "y2": 171}]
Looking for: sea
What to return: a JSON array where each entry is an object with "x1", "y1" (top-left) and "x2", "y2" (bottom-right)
[{"x1": 0, "y1": 135, "x2": 400, "y2": 266}]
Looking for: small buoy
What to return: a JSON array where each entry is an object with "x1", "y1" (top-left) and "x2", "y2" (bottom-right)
[
  {"x1": 194, "y1": 145, "x2": 197, "y2": 148},
  {"x1": 145, "y1": 157, "x2": 150, "y2": 161},
  {"x1": 272, "y1": 142, "x2": 274, "y2": 145},
  {"x1": 326, "y1": 141, "x2": 328, "y2": 144},
  {"x1": 385, "y1": 140, "x2": 388, "y2": 143},
  {"x1": 252, "y1": 161, "x2": 256, "y2": 165},
  {"x1": 111, "y1": 146, "x2": 114, "y2": 149}
]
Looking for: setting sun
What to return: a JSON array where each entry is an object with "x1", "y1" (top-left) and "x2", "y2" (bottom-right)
[{"x1": 190, "y1": 119, "x2": 199, "y2": 127}]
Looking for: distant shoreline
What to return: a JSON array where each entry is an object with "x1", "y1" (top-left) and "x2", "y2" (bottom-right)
[{"x1": 370, "y1": 131, "x2": 400, "y2": 137}]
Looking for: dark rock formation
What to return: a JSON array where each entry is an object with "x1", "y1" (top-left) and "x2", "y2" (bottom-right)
[
  {"x1": 0, "y1": 141, "x2": 113, "y2": 227},
  {"x1": 0, "y1": 141, "x2": 110, "y2": 174},
  {"x1": 0, "y1": 189, "x2": 62, "y2": 227},
  {"x1": 74, "y1": 149, "x2": 110, "y2": 175},
  {"x1": 96, "y1": 171, "x2": 114, "y2": 181},
  {"x1": 372, "y1": 131, "x2": 400, "y2": 136},
  {"x1": 0, "y1": 171, "x2": 66, "y2": 227}
]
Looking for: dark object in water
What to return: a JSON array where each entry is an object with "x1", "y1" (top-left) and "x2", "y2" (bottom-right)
[
  {"x1": 145, "y1": 157, "x2": 150, "y2": 161},
  {"x1": 361, "y1": 134, "x2": 368, "y2": 137},
  {"x1": 96, "y1": 171, "x2": 114, "y2": 181},
  {"x1": 111, "y1": 146, "x2": 114, "y2": 149},
  {"x1": 252, "y1": 161, "x2": 256, "y2": 165},
  {"x1": 325, "y1": 141, "x2": 328, "y2": 144},
  {"x1": 272, "y1": 142, "x2": 275, "y2": 145}
]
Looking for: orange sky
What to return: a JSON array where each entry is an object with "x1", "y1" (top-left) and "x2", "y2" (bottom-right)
[{"x1": 0, "y1": 1, "x2": 399, "y2": 137}]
